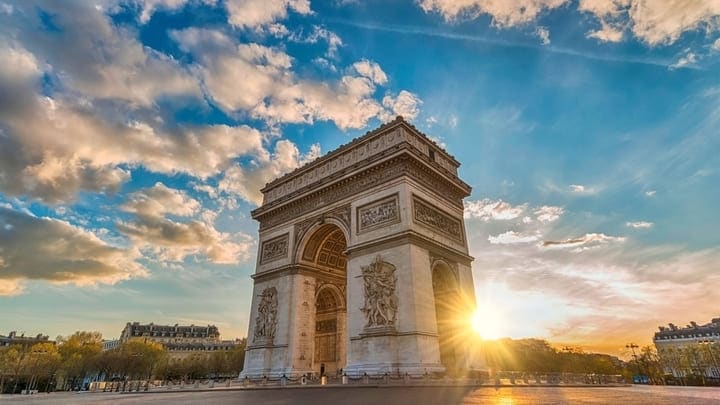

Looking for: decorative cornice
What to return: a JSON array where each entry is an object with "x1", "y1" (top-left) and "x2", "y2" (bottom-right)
[
  {"x1": 251, "y1": 264, "x2": 347, "y2": 285},
  {"x1": 260, "y1": 117, "x2": 461, "y2": 204},
  {"x1": 345, "y1": 230, "x2": 473, "y2": 265},
  {"x1": 254, "y1": 153, "x2": 470, "y2": 231}
]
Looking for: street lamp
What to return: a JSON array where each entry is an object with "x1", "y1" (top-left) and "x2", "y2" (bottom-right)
[{"x1": 626, "y1": 343, "x2": 640, "y2": 382}]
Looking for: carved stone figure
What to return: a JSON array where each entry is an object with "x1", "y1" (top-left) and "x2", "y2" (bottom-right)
[
  {"x1": 357, "y1": 256, "x2": 398, "y2": 328},
  {"x1": 254, "y1": 287, "x2": 278, "y2": 342}
]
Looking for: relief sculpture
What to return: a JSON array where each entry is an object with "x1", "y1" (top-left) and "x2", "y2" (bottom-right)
[
  {"x1": 412, "y1": 197, "x2": 463, "y2": 242},
  {"x1": 358, "y1": 195, "x2": 399, "y2": 232},
  {"x1": 357, "y1": 256, "x2": 398, "y2": 328},
  {"x1": 254, "y1": 287, "x2": 278, "y2": 342},
  {"x1": 260, "y1": 234, "x2": 289, "y2": 264}
]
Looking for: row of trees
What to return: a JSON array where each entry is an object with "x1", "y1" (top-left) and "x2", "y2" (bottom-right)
[
  {"x1": 479, "y1": 338, "x2": 625, "y2": 375},
  {"x1": 0, "y1": 332, "x2": 246, "y2": 394}
]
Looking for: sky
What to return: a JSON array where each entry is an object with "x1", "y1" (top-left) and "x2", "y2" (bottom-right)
[{"x1": 0, "y1": 0, "x2": 718, "y2": 356}]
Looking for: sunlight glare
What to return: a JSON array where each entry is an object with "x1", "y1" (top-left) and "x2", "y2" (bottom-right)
[{"x1": 470, "y1": 306, "x2": 505, "y2": 340}]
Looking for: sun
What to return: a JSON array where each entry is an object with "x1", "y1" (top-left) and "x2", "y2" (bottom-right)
[{"x1": 470, "y1": 307, "x2": 505, "y2": 340}]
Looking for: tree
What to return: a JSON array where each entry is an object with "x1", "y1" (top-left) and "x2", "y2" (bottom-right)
[{"x1": 57, "y1": 331, "x2": 103, "y2": 390}]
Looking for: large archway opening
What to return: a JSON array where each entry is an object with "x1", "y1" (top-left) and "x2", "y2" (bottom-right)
[
  {"x1": 301, "y1": 223, "x2": 348, "y2": 377},
  {"x1": 432, "y1": 261, "x2": 463, "y2": 375}
]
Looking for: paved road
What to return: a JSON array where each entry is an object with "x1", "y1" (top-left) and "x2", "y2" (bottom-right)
[{"x1": 3, "y1": 386, "x2": 719, "y2": 404}]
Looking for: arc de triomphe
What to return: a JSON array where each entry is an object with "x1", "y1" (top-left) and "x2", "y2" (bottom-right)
[{"x1": 241, "y1": 117, "x2": 481, "y2": 378}]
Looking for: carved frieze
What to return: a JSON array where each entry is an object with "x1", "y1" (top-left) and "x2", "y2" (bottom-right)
[
  {"x1": 357, "y1": 256, "x2": 398, "y2": 328},
  {"x1": 253, "y1": 287, "x2": 278, "y2": 342},
  {"x1": 260, "y1": 234, "x2": 289, "y2": 264},
  {"x1": 412, "y1": 196, "x2": 463, "y2": 242},
  {"x1": 258, "y1": 157, "x2": 466, "y2": 230},
  {"x1": 357, "y1": 194, "x2": 400, "y2": 233}
]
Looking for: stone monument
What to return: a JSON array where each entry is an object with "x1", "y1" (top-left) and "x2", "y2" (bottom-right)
[{"x1": 240, "y1": 117, "x2": 481, "y2": 378}]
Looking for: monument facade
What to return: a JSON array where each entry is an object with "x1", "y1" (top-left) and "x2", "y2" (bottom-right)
[{"x1": 241, "y1": 117, "x2": 481, "y2": 378}]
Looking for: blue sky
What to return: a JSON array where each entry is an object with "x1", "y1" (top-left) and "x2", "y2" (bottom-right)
[{"x1": 0, "y1": 0, "x2": 718, "y2": 355}]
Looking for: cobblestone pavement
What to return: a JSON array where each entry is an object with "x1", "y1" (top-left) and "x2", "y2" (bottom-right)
[{"x1": 2, "y1": 386, "x2": 719, "y2": 404}]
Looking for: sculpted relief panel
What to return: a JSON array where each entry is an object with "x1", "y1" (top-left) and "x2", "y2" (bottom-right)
[
  {"x1": 412, "y1": 196, "x2": 463, "y2": 243},
  {"x1": 357, "y1": 194, "x2": 400, "y2": 233},
  {"x1": 357, "y1": 256, "x2": 398, "y2": 328},
  {"x1": 254, "y1": 287, "x2": 278, "y2": 343},
  {"x1": 260, "y1": 234, "x2": 289, "y2": 264}
]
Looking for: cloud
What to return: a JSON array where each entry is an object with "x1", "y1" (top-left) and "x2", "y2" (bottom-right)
[
  {"x1": 418, "y1": 0, "x2": 569, "y2": 27},
  {"x1": 0, "y1": 207, "x2": 147, "y2": 296},
  {"x1": 464, "y1": 199, "x2": 527, "y2": 220},
  {"x1": 488, "y1": 230, "x2": 541, "y2": 245},
  {"x1": 580, "y1": 0, "x2": 720, "y2": 46},
  {"x1": 541, "y1": 232, "x2": 626, "y2": 251},
  {"x1": 172, "y1": 28, "x2": 417, "y2": 130},
  {"x1": 714, "y1": 38, "x2": 720, "y2": 51},
  {"x1": 626, "y1": 221, "x2": 653, "y2": 229},
  {"x1": 3, "y1": 1, "x2": 200, "y2": 107},
  {"x1": 568, "y1": 184, "x2": 599, "y2": 194},
  {"x1": 533, "y1": 205, "x2": 564, "y2": 222},
  {"x1": 670, "y1": 51, "x2": 697, "y2": 69},
  {"x1": 382, "y1": 90, "x2": 423, "y2": 120},
  {"x1": 536, "y1": 26, "x2": 551, "y2": 45},
  {"x1": 136, "y1": 0, "x2": 217, "y2": 23},
  {"x1": 225, "y1": 0, "x2": 311, "y2": 29},
  {"x1": 122, "y1": 182, "x2": 201, "y2": 218},
  {"x1": 117, "y1": 184, "x2": 252, "y2": 264},
  {"x1": 353, "y1": 60, "x2": 388, "y2": 85},
  {"x1": 645, "y1": 190, "x2": 656, "y2": 197},
  {"x1": 218, "y1": 140, "x2": 321, "y2": 205}
]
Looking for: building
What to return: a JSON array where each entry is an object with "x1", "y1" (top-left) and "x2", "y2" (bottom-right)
[
  {"x1": 654, "y1": 316, "x2": 720, "y2": 380},
  {"x1": 0, "y1": 331, "x2": 53, "y2": 347},
  {"x1": 101, "y1": 339, "x2": 121, "y2": 351},
  {"x1": 118, "y1": 322, "x2": 242, "y2": 361},
  {"x1": 241, "y1": 117, "x2": 482, "y2": 379}
]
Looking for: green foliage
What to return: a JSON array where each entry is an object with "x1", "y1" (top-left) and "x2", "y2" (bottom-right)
[{"x1": 478, "y1": 338, "x2": 624, "y2": 375}]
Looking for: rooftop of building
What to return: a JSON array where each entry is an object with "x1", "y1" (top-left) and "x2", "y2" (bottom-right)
[{"x1": 654, "y1": 317, "x2": 720, "y2": 340}]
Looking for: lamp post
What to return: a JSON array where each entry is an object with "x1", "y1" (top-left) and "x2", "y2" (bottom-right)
[
  {"x1": 626, "y1": 343, "x2": 640, "y2": 383},
  {"x1": 698, "y1": 340, "x2": 719, "y2": 382}
]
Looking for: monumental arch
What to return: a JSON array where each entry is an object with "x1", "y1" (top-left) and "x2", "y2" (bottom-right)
[{"x1": 241, "y1": 117, "x2": 480, "y2": 378}]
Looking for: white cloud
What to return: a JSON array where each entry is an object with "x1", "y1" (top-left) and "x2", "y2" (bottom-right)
[
  {"x1": 568, "y1": 184, "x2": 599, "y2": 194},
  {"x1": 645, "y1": 190, "x2": 656, "y2": 197},
  {"x1": 541, "y1": 232, "x2": 626, "y2": 251},
  {"x1": 117, "y1": 184, "x2": 252, "y2": 264},
  {"x1": 219, "y1": 140, "x2": 320, "y2": 205},
  {"x1": 713, "y1": 38, "x2": 720, "y2": 51},
  {"x1": 0, "y1": 207, "x2": 147, "y2": 295},
  {"x1": 4, "y1": 2, "x2": 200, "y2": 107},
  {"x1": 122, "y1": 182, "x2": 201, "y2": 218},
  {"x1": 418, "y1": 0, "x2": 569, "y2": 27},
  {"x1": 580, "y1": 0, "x2": 720, "y2": 46},
  {"x1": 536, "y1": 26, "x2": 551, "y2": 44},
  {"x1": 464, "y1": 199, "x2": 527, "y2": 220},
  {"x1": 136, "y1": 0, "x2": 217, "y2": 23},
  {"x1": 382, "y1": 90, "x2": 423, "y2": 121},
  {"x1": 670, "y1": 51, "x2": 697, "y2": 69},
  {"x1": 626, "y1": 221, "x2": 653, "y2": 229},
  {"x1": 172, "y1": 28, "x2": 417, "y2": 130},
  {"x1": 225, "y1": 0, "x2": 311, "y2": 29},
  {"x1": 353, "y1": 59, "x2": 388, "y2": 85},
  {"x1": 488, "y1": 230, "x2": 541, "y2": 244},
  {"x1": 534, "y1": 205, "x2": 564, "y2": 223}
]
